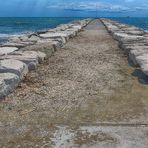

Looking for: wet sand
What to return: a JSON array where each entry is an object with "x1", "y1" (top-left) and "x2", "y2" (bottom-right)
[{"x1": 0, "y1": 19, "x2": 148, "y2": 147}]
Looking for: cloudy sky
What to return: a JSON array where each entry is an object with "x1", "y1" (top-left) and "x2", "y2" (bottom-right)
[{"x1": 0, "y1": 0, "x2": 148, "y2": 17}]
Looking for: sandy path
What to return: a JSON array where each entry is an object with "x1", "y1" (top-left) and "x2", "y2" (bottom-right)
[{"x1": 0, "y1": 19, "x2": 148, "y2": 147}]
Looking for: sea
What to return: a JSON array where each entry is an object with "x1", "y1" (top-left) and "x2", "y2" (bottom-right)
[
  {"x1": 0, "y1": 17, "x2": 84, "y2": 44},
  {"x1": 0, "y1": 17, "x2": 148, "y2": 44},
  {"x1": 110, "y1": 17, "x2": 148, "y2": 30}
]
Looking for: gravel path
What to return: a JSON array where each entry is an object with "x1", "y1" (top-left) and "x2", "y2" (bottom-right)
[{"x1": 0, "y1": 19, "x2": 148, "y2": 147}]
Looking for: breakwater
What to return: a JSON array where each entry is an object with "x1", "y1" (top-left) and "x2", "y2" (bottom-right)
[
  {"x1": 101, "y1": 18, "x2": 148, "y2": 78},
  {"x1": 0, "y1": 18, "x2": 92, "y2": 99},
  {"x1": 1, "y1": 19, "x2": 148, "y2": 147}
]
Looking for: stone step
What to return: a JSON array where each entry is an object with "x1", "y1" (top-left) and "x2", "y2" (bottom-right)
[
  {"x1": 0, "y1": 59, "x2": 28, "y2": 79},
  {"x1": 0, "y1": 47, "x2": 18, "y2": 56},
  {"x1": 0, "y1": 51, "x2": 40, "y2": 71},
  {"x1": 0, "y1": 73, "x2": 19, "y2": 99},
  {"x1": 129, "y1": 49, "x2": 148, "y2": 66},
  {"x1": 39, "y1": 32, "x2": 69, "y2": 44}
]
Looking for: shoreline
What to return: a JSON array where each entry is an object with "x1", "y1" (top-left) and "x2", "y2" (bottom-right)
[
  {"x1": 0, "y1": 18, "x2": 92, "y2": 99},
  {"x1": 0, "y1": 17, "x2": 148, "y2": 45},
  {"x1": 0, "y1": 17, "x2": 88, "y2": 45},
  {"x1": 0, "y1": 17, "x2": 148, "y2": 99}
]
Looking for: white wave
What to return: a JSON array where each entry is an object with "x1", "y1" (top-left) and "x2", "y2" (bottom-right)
[
  {"x1": 0, "y1": 33, "x2": 20, "y2": 38},
  {"x1": 0, "y1": 34, "x2": 10, "y2": 38},
  {"x1": 0, "y1": 31, "x2": 32, "y2": 38}
]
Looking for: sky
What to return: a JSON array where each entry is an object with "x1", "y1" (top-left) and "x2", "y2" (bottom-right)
[{"x1": 0, "y1": 0, "x2": 148, "y2": 17}]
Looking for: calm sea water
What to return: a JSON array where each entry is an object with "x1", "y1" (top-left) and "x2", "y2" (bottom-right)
[
  {"x1": 0, "y1": 17, "x2": 148, "y2": 43},
  {"x1": 0, "y1": 17, "x2": 84, "y2": 43},
  {"x1": 109, "y1": 17, "x2": 148, "y2": 30}
]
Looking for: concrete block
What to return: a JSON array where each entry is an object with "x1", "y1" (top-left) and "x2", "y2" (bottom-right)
[
  {"x1": 0, "y1": 73, "x2": 19, "y2": 99},
  {"x1": 0, "y1": 47, "x2": 18, "y2": 55},
  {"x1": 0, "y1": 59, "x2": 28, "y2": 78}
]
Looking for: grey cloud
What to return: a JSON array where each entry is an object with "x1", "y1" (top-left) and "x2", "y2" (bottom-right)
[{"x1": 47, "y1": 1, "x2": 148, "y2": 13}]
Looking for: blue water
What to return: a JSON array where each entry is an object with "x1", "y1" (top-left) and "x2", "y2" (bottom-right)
[
  {"x1": 0, "y1": 17, "x2": 83, "y2": 43},
  {"x1": 109, "y1": 17, "x2": 148, "y2": 30}
]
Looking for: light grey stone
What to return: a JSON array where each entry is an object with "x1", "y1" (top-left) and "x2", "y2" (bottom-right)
[
  {"x1": 8, "y1": 36, "x2": 21, "y2": 43},
  {"x1": 1, "y1": 52, "x2": 39, "y2": 71},
  {"x1": 39, "y1": 32, "x2": 68, "y2": 44},
  {"x1": 0, "y1": 73, "x2": 19, "y2": 99},
  {"x1": 123, "y1": 30, "x2": 145, "y2": 36},
  {"x1": 26, "y1": 35, "x2": 41, "y2": 42},
  {"x1": 0, "y1": 59, "x2": 28, "y2": 78},
  {"x1": 22, "y1": 51, "x2": 46, "y2": 63},
  {"x1": 21, "y1": 41, "x2": 55, "y2": 57},
  {"x1": 1, "y1": 50, "x2": 46, "y2": 69},
  {"x1": 71, "y1": 25, "x2": 82, "y2": 30},
  {"x1": 2, "y1": 42, "x2": 26, "y2": 48},
  {"x1": 136, "y1": 54, "x2": 148, "y2": 76},
  {"x1": 120, "y1": 44, "x2": 148, "y2": 54},
  {"x1": 37, "y1": 39, "x2": 63, "y2": 51},
  {"x1": 129, "y1": 49, "x2": 148, "y2": 65},
  {"x1": 113, "y1": 32, "x2": 144, "y2": 43},
  {"x1": 136, "y1": 54, "x2": 148, "y2": 66},
  {"x1": 66, "y1": 29, "x2": 78, "y2": 36},
  {"x1": 141, "y1": 63, "x2": 148, "y2": 76},
  {"x1": 8, "y1": 36, "x2": 35, "y2": 46},
  {"x1": 0, "y1": 47, "x2": 18, "y2": 55}
]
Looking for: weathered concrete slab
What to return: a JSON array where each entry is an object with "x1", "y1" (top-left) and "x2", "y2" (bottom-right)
[
  {"x1": 141, "y1": 63, "x2": 148, "y2": 76},
  {"x1": 0, "y1": 50, "x2": 46, "y2": 69},
  {"x1": 22, "y1": 50, "x2": 46, "y2": 63},
  {"x1": 68, "y1": 27, "x2": 79, "y2": 32},
  {"x1": 101, "y1": 18, "x2": 148, "y2": 77},
  {"x1": 112, "y1": 32, "x2": 144, "y2": 43},
  {"x1": 129, "y1": 49, "x2": 148, "y2": 66},
  {"x1": 2, "y1": 42, "x2": 26, "y2": 48},
  {"x1": 21, "y1": 35, "x2": 41, "y2": 42},
  {"x1": 0, "y1": 73, "x2": 19, "y2": 99},
  {"x1": 8, "y1": 36, "x2": 21, "y2": 43},
  {"x1": 0, "y1": 59, "x2": 28, "y2": 78},
  {"x1": 39, "y1": 32, "x2": 69, "y2": 44},
  {"x1": 57, "y1": 24, "x2": 70, "y2": 30},
  {"x1": 1, "y1": 52, "x2": 39, "y2": 71},
  {"x1": 8, "y1": 36, "x2": 35, "y2": 46},
  {"x1": 58, "y1": 30, "x2": 76, "y2": 38},
  {"x1": 71, "y1": 25, "x2": 82, "y2": 30},
  {"x1": 21, "y1": 41, "x2": 56, "y2": 56},
  {"x1": 123, "y1": 30, "x2": 145, "y2": 36},
  {"x1": 120, "y1": 44, "x2": 148, "y2": 54},
  {"x1": 0, "y1": 47, "x2": 18, "y2": 55},
  {"x1": 37, "y1": 39, "x2": 63, "y2": 51},
  {"x1": 136, "y1": 54, "x2": 148, "y2": 75},
  {"x1": 66, "y1": 29, "x2": 78, "y2": 36}
]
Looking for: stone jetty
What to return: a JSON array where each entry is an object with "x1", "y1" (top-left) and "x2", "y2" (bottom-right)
[
  {"x1": 0, "y1": 19, "x2": 92, "y2": 99},
  {"x1": 0, "y1": 19, "x2": 148, "y2": 147},
  {"x1": 101, "y1": 18, "x2": 148, "y2": 76}
]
